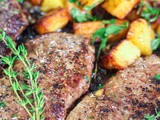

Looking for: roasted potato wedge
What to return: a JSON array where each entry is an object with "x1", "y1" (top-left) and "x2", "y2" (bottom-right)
[
  {"x1": 101, "y1": 0, "x2": 140, "y2": 19},
  {"x1": 41, "y1": 0, "x2": 66, "y2": 12},
  {"x1": 127, "y1": 19, "x2": 155, "y2": 56},
  {"x1": 107, "y1": 19, "x2": 129, "y2": 43},
  {"x1": 101, "y1": 40, "x2": 140, "y2": 70},
  {"x1": 29, "y1": 0, "x2": 42, "y2": 5},
  {"x1": 73, "y1": 21, "x2": 104, "y2": 40},
  {"x1": 83, "y1": 0, "x2": 105, "y2": 9},
  {"x1": 34, "y1": 8, "x2": 70, "y2": 34}
]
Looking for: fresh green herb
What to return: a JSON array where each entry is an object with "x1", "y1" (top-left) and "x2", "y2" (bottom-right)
[
  {"x1": 151, "y1": 36, "x2": 160, "y2": 50},
  {"x1": 97, "y1": 84, "x2": 102, "y2": 89},
  {"x1": 71, "y1": 8, "x2": 94, "y2": 22},
  {"x1": 17, "y1": 0, "x2": 24, "y2": 2},
  {"x1": 68, "y1": 0, "x2": 81, "y2": 6},
  {"x1": 0, "y1": 30, "x2": 44, "y2": 120},
  {"x1": 92, "y1": 22, "x2": 129, "y2": 79},
  {"x1": 145, "y1": 111, "x2": 160, "y2": 120},
  {"x1": 138, "y1": 1, "x2": 160, "y2": 22},
  {"x1": 0, "y1": 0, "x2": 5, "y2": 2},
  {"x1": 0, "y1": 101, "x2": 6, "y2": 108},
  {"x1": 92, "y1": 22, "x2": 129, "y2": 59},
  {"x1": 155, "y1": 74, "x2": 160, "y2": 80},
  {"x1": 102, "y1": 19, "x2": 116, "y2": 25}
]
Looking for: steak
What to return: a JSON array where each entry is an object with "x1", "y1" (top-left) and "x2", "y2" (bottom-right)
[
  {"x1": 0, "y1": 33, "x2": 95, "y2": 120},
  {"x1": 0, "y1": 0, "x2": 28, "y2": 71},
  {"x1": 67, "y1": 55, "x2": 160, "y2": 120},
  {"x1": 0, "y1": 0, "x2": 28, "y2": 40}
]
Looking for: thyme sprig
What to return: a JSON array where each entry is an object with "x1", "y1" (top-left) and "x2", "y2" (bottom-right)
[{"x1": 0, "y1": 31, "x2": 44, "y2": 120}]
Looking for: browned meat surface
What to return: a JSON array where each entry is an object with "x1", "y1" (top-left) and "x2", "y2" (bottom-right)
[
  {"x1": 0, "y1": 0, "x2": 28, "y2": 71},
  {"x1": 0, "y1": 33, "x2": 95, "y2": 120},
  {"x1": 0, "y1": 0, "x2": 28, "y2": 40},
  {"x1": 67, "y1": 55, "x2": 160, "y2": 120}
]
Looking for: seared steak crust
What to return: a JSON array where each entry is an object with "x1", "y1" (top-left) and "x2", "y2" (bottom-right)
[
  {"x1": 0, "y1": 33, "x2": 95, "y2": 120},
  {"x1": 0, "y1": 0, "x2": 28, "y2": 40},
  {"x1": 67, "y1": 55, "x2": 160, "y2": 120}
]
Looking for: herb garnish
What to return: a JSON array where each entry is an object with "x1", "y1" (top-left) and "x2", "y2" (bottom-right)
[
  {"x1": 151, "y1": 36, "x2": 160, "y2": 50},
  {"x1": 0, "y1": 101, "x2": 6, "y2": 108},
  {"x1": 17, "y1": 0, "x2": 24, "y2": 3},
  {"x1": 145, "y1": 111, "x2": 160, "y2": 120},
  {"x1": 92, "y1": 22, "x2": 129, "y2": 59},
  {"x1": 71, "y1": 8, "x2": 95, "y2": 22},
  {"x1": 155, "y1": 74, "x2": 160, "y2": 80},
  {"x1": 68, "y1": 0, "x2": 82, "y2": 6},
  {"x1": 0, "y1": 31, "x2": 44, "y2": 120},
  {"x1": 137, "y1": 1, "x2": 160, "y2": 22},
  {"x1": 92, "y1": 22, "x2": 129, "y2": 79}
]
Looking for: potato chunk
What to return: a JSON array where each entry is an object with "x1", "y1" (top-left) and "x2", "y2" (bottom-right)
[
  {"x1": 34, "y1": 8, "x2": 70, "y2": 34},
  {"x1": 80, "y1": 0, "x2": 104, "y2": 8},
  {"x1": 73, "y1": 21, "x2": 104, "y2": 40},
  {"x1": 41, "y1": 0, "x2": 66, "y2": 12},
  {"x1": 101, "y1": 0, "x2": 139, "y2": 19},
  {"x1": 127, "y1": 19, "x2": 155, "y2": 56},
  {"x1": 101, "y1": 40, "x2": 140, "y2": 70}
]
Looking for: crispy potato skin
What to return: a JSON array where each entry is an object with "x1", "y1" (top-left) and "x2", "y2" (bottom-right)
[
  {"x1": 29, "y1": 0, "x2": 42, "y2": 5},
  {"x1": 127, "y1": 19, "x2": 155, "y2": 56},
  {"x1": 73, "y1": 21, "x2": 104, "y2": 40},
  {"x1": 101, "y1": 40, "x2": 140, "y2": 70},
  {"x1": 40, "y1": 0, "x2": 66, "y2": 12},
  {"x1": 107, "y1": 19, "x2": 129, "y2": 43},
  {"x1": 101, "y1": 0, "x2": 140, "y2": 19},
  {"x1": 34, "y1": 8, "x2": 70, "y2": 34}
]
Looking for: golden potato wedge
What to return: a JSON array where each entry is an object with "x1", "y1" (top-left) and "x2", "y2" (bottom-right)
[
  {"x1": 107, "y1": 19, "x2": 129, "y2": 43},
  {"x1": 40, "y1": 0, "x2": 66, "y2": 12},
  {"x1": 101, "y1": 40, "x2": 140, "y2": 70},
  {"x1": 101, "y1": 0, "x2": 140, "y2": 19},
  {"x1": 34, "y1": 8, "x2": 70, "y2": 34},
  {"x1": 127, "y1": 19, "x2": 155, "y2": 56},
  {"x1": 83, "y1": 0, "x2": 105, "y2": 10},
  {"x1": 29, "y1": 0, "x2": 42, "y2": 5},
  {"x1": 73, "y1": 21, "x2": 104, "y2": 40}
]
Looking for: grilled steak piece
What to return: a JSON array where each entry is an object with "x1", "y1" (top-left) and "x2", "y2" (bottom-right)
[
  {"x1": 67, "y1": 55, "x2": 160, "y2": 120},
  {"x1": 0, "y1": 0, "x2": 28, "y2": 71},
  {"x1": 0, "y1": 0, "x2": 28, "y2": 40},
  {"x1": 0, "y1": 33, "x2": 95, "y2": 120}
]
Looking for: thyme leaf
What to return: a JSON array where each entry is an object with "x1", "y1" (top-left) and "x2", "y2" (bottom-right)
[{"x1": 0, "y1": 30, "x2": 44, "y2": 120}]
